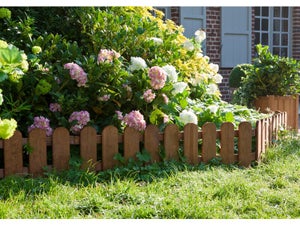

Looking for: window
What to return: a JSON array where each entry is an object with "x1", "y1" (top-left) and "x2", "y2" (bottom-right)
[{"x1": 254, "y1": 7, "x2": 291, "y2": 57}]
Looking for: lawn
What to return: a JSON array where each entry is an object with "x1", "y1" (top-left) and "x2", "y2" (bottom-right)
[{"x1": 0, "y1": 132, "x2": 299, "y2": 219}]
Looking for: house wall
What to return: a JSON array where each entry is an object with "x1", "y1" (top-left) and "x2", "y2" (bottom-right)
[{"x1": 169, "y1": 7, "x2": 300, "y2": 102}]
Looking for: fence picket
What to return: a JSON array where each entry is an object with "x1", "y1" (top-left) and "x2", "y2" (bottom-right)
[
  {"x1": 255, "y1": 120, "x2": 263, "y2": 162},
  {"x1": 184, "y1": 123, "x2": 199, "y2": 165},
  {"x1": 124, "y1": 127, "x2": 140, "y2": 161},
  {"x1": 144, "y1": 125, "x2": 160, "y2": 163},
  {"x1": 220, "y1": 122, "x2": 235, "y2": 164},
  {"x1": 202, "y1": 123, "x2": 217, "y2": 163},
  {"x1": 29, "y1": 128, "x2": 47, "y2": 177},
  {"x1": 4, "y1": 130, "x2": 23, "y2": 176},
  {"x1": 102, "y1": 125, "x2": 119, "y2": 170},
  {"x1": 164, "y1": 124, "x2": 180, "y2": 161},
  {"x1": 238, "y1": 122, "x2": 252, "y2": 167},
  {"x1": 80, "y1": 126, "x2": 97, "y2": 171},
  {"x1": 53, "y1": 127, "x2": 70, "y2": 171}
]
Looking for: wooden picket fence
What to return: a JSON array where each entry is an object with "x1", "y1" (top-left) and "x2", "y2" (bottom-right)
[{"x1": 0, "y1": 112, "x2": 287, "y2": 178}]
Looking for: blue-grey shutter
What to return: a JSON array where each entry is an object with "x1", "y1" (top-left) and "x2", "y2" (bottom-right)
[
  {"x1": 180, "y1": 7, "x2": 206, "y2": 38},
  {"x1": 221, "y1": 7, "x2": 251, "y2": 67}
]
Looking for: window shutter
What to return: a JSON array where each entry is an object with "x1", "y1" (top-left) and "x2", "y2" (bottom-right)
[
  {"x1": 180, "y1": 7, "x2": 206, "y2": 38},
  {"x1": 221, "y1": 7, "x2": 251, "y2": 67}
]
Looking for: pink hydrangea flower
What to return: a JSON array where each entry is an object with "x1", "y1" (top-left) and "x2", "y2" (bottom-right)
[
  {"x1": 143, "y1": 89, "x2": 156, "y2": 103},
  {"x1": 98, "y1": 94, "x2": 111, "y2": 102},
  {"x1": 123, "y1": 110, "x2": 146, "y2": 131},
  {"x1": 115, "y1": 110, "x2": 124, "y2": 120},
  {"x1": 64, "y1": 62, "x2": 88, "y2": 87},
  {"x1": 162, "y1": 93, "x2": 169, "y2": 104},
  {"x1": 97, "y1": 49, "x2": 120, "y2": 64},
  {"x1": 49, "y1": 103, "x2": 62, "y2": 112},
  {"x1": 68, "y1": 111, "x2": 90, "y2": 134},
  {"x1": 28, "y1": 116, "x2": 53, "y2": 136},
  {"x1": 148, "y1": 66, "x2": 167, "y2": 90}
]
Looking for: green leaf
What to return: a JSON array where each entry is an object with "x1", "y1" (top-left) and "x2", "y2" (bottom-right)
[{"x1": 0, "y1": 45, "x2": 23, "y2": 65}]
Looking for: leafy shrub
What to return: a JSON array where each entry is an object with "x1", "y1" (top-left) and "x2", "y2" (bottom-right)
[
  {"x1": 229, "y1": 64, "x2": 252, "y2": 88},
  {"x1": 232, "y1": 44, "x2": 300, "y2": 107},
  {"x1": 0, "y1": 7, "x2": 264, "y2": 136}
]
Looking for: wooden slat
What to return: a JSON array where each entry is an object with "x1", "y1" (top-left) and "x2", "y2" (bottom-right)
[
  {"x1": 124, "y1": 127, "x2": 140, "y2": 161},
  {"x1": 102, "y1": 125, "x2": 119, "y2": 170},
  {"x1": 202, "y1": 122, "x2": 216, "y2": 163},
  {"x1": 184, "y1": 123, "x2": 199, "y2": 165},
  {"x1": 29, "y1": 128, "x2": 47, "y2": 177},
  {"x1": 220, "y1": 122, "x2": 235, "y2": 164},
  {"x1": 164, "y1": 124, "x2": 179, "y2": 161},
  {"x1": 255, "y1": 120, "x2": 263, "y2": 162},
  {"x1": 53, "y1": 127, "x2": 70, "y2": 171},
  {"x1": 144, "y1": 125, "x2": 160, "y2": 163},
  {"x1": 80, "y1": 126, "x2": 98, "y2": 171},
  {"x1": 238, "y1": 122, "x2": 252, "y2": 167},
  {"x1": 4, "y1": 130, "x2": 23, "y2": 177}
]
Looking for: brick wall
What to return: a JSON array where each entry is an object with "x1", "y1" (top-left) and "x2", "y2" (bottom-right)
[{"x1": 292, "y1": 7, "x2": 300, "y2": 60}]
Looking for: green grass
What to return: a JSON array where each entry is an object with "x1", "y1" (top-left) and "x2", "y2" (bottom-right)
[{"x1": 0, "y1": 132, "x2": 299, "y2": 219}]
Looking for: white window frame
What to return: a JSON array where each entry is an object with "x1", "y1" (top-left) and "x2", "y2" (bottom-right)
[{"x1": 254, "y1": 7, "x2": 292, "y2": 57}]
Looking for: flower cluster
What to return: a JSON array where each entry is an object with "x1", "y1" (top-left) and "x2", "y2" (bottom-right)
[
  {"x1": 64, "y1": 62, "x2": 88, "y2": 87},
  {"x1": 148, "y1": 66, "x2": 167, "y2": 90},
  {"x1": 68, "y1": 111, "x2": 90, "y2": 134},
  {"x1": 49, "y1": 103, "x2": 62, "y2": 112},
  {"x1": 128, "y1": 57, "x2": 147, "y2": 72},
  {"x1": 162, "y1": 65, "x2": 178, "y2": 83},
  {"x1": 118, "y1": 110, "x2": 146, "y2": 131},
  {"x1": 28, "y1": 116, "x2": 53, "y2": 136},
  {"x1": 97, "y1": 49, "x2": 120, "y2": 64},
  {"x1": 98, "y1": 94, "x2": 111, "y2": 102},
  {"x1": 179, "y1": 109, "x2": 198, "y2": 125},
  {"x1": 143, "y1": 89, "x2": 156, "y2": 103}
]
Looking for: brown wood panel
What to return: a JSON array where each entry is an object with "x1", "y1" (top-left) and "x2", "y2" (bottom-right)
[
  {"x1": 80, "y1": 126, "x2": 97, "y2": 171},
  {"x1": 124, "y1": 127, "x2": 140, "y2": 161},
  {"x1": 184, "y1": 123, "x2": 199, "y2": 165},
  {"x1": 220, "y1": 122, "x2": 235, "y2": 164},
  {"x1": 102, "y1": 125, "x2": 119, "y2": 170},
  {"x1": 144, "y1": 125, "x2": 160, "y2": 163},
  {"x1": 255, "y1": 120, "x2": 263, "y2": 162},
  {"x1": 53, "y1": 127, "x2": 70, "y2": 171},
  {"x1": 238, "y1": 122, "x2": 252, "y2": 167},
  {"x1": 202, "y1": 122, "x2": 217, "y2": 163},
  {"x1": 28, "y1": 129, "x2": 47, "y2": 177},
  {"x1": 4, "y1": 130, "x2": 23, "y2": 177},
  {"x1": 164, "y1": 124, "x2": 179, "y2": 161}
]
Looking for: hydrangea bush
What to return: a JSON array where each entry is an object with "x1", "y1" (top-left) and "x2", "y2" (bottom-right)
[{"x1": 0, "y1": 7, "x2": 264, "y2": 136}]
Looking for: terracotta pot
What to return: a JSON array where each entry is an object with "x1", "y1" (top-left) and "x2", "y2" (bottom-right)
[{"x1": 254, "y1": 95, "x2": 299, "y2": 130}]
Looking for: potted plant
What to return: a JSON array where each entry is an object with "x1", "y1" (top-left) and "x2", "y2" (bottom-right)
[{"x1": 232, "y1": 44, "x2": 300, "y2": 129}]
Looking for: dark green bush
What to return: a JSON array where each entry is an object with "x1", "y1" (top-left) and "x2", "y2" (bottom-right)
[{"x1": 229, "y1": 64, "x2": 252, "y2": 88}]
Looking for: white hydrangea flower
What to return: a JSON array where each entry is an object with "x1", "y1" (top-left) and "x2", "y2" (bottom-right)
[
  {"x1": 148, "y1": 37, "x2": 163, "y2": 45},
  {"x1": 213, "y1": 73, "x2": 223, "y2": 84},
  {"x1": 207, "y1": 105, "x2": 219, "y2": 114},
  {"x1": 179, "y1": 109, "x2": 198, "y2": 125},
  {"x1": 162, "y1": 65, "x2": 178, "y2": 83},
  {"x1": 195, "y1": 30, "x2": 206, "y2": 43},
  {"x1": 183, "y1": 40, "x2": 194, "y2": 51},
  {"x1": 172, "y1": 82, "x2": 188, "y2": 95},
  {"x1": 128, "y1": 57, "x2": 147, "y2": 72},
  {"x1": 206, "y1": 84, "x2": 219, "y2": 95},
  {"x1": 209, "y1": 63, "x2": 219, "y2": 73}
]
